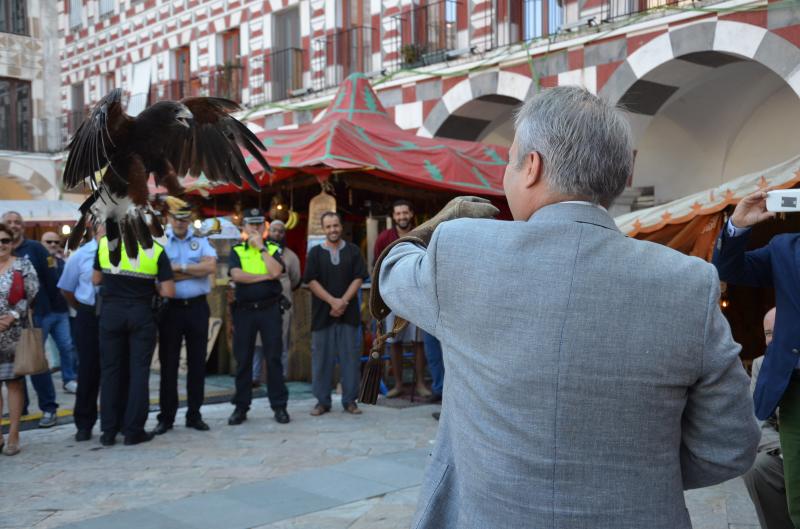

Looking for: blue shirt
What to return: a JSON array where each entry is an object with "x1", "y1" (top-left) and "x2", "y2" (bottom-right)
[
  {"x1": 14, "y1": 239, "x2": 53, "y2": 316},
  {"x1": 165, "y1": 227, "x2": 217, "y2": 299},
  {"x1": 57, "y1": 239, "x2": 98, "y2": 306}
]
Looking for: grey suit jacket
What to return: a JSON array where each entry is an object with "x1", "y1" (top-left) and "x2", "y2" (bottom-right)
[{"x1": 380, "y1": 203, "x2": 759, "y2": 529}]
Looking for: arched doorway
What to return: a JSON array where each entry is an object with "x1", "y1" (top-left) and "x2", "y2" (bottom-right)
[
  {"x1": 599, "y1": 20, "x2": 800, "y2": 204},
  {"x1": 435, "y1": 94, "x2": 519, "y2": 145},
  {"x1": 621, "y1": 53, "x2": 800, "y2": 203},
  {"x1": 418, "y1": 70, "x2": 533, "y2": 146}
]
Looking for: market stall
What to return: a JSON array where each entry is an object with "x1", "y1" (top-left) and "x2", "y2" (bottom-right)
[{"x1": 165, "y1": 73, "x2": 510, "y2": 380}]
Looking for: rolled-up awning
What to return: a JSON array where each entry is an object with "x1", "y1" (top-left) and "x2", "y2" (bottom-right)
[
  {"x1": 613, "y1": 155, "x2": 800, "y2": 261},
  {"x1": 616, "y1": 155, "x2": 800, "y2": 236}
]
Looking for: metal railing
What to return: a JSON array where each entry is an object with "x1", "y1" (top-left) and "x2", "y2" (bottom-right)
[
  {"x1": 149, "y1": 80, "x2": 194, "y2": 102},
  {"x1": 37, "y1": 116, "x2": 70, "y2": 153},
  {"x1": 0, "y1": 114, "x2": 73, "y2": 153},
  {"x1": 312, "y1": 26, "x2": 375, "y2": 91},
  {"x1": 267, "y1": 47, "x2": 305, "y2": 102},
  {"x1": 200, "y1": 63, "x2": 244, "y2": 103},
  {"x1": 600, "y1": 0, "x2": 686, "y2": 22},
  {"x1": 394, "y1": 0, "x2": 459, "y2": 68}
]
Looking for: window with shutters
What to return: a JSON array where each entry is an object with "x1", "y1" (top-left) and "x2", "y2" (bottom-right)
[
  {"x1": 0, "y1": 78, "x2": 32, "y2": 151},
  {"x1": 0, "y1": 0, "x2": 29, "y2": 36}
]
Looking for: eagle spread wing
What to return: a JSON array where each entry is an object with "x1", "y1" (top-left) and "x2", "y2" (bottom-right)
[{"x1": 63, "y1": 90, "x2": 271, "y2": 270}]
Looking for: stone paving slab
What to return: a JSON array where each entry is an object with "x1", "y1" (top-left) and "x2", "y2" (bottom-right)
[
  {"x1": 0, "y1": 392, "x2": 761, "y2": 529},
  {"x1": 0, "y1": 395, "x2": 438, "y2": 529},
  {"x1": 52, "y1": 449, "x2": 427, "y2": 529}
]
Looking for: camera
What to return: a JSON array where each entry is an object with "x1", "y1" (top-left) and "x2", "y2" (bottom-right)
[{"x1": 766, "y1": 190, "x2": 800, "y2": 212}]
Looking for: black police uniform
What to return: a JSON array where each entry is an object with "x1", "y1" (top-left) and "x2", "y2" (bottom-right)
[
  {"x1": 94, "y1": 238, "x2": 173, "y2": 444},
  {"x1": 228, "y1": 229, "x2": 288, "y2": 422}
]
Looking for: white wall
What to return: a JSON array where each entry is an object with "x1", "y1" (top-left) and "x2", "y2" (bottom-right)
[
  {"x1": 632, "y1": 61, "x2": 800, "y2": 203},
  {"x1": 724, "y1": 84, "x2": 800, "y2": 180}
]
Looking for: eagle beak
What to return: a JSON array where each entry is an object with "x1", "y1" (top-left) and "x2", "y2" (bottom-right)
[{"x1": 176, "y1": 107, "x2": 193, "y2": 128}]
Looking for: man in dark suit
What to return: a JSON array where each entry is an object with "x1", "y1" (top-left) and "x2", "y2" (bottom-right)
[{"x1": 713, "y1": 189, "x2": 800, "y2": 526}]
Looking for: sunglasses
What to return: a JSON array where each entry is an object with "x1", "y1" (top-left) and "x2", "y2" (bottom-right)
[
  {"x1": 43, "y1": 240, "x2": 61, "y2": 245},
  {"x1": 0, "y1": 238, "x2": 12, "y2": 245}
]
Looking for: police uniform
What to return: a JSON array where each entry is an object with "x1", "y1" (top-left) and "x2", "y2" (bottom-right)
[
  {"x1": 228, "y1": 209, "x2": 288, "y2": 424},
  {"x1": 94, "y1": 237, "x2": 173, "y2": 445},
  {"x1": 57, "y1": 238, "x2": 99, "y2": 440},
  {"x1": 156, "y1": 213, "x2": 217, "y2": 432}
]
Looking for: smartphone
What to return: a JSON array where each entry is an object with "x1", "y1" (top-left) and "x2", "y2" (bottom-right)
[{"x1": 766, "y1": 190, "x2": 800, "y2": 212}]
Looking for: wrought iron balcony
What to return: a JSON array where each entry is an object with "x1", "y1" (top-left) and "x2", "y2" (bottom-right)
[
  {"x1": 394, "y1": 0, "x2": 459, "y2": 68},
  {"x1": 201, "y1": 62, "x2": 244, "y2": 103},
  {"x1": 149, "y1": 80, "x2": 195, "y2": 102}
]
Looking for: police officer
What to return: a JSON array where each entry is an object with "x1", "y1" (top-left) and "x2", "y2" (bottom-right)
[
  {"x1": 228, "y1": 208, "x2": 289, "y2": 426},
  {"x1": 93, "y1": 235, "x2": 175, "y2": 446},
  {"x1": 154, "y1": 206, "x2": 217, "y2": 435},
  {"x1": 58, "y1": 226, "x2": 102, "y2": 442}
]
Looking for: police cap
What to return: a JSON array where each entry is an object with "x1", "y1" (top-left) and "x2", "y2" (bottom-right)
[{"x1": 242, "y1": 208, "x2": 265, "y2": 224}]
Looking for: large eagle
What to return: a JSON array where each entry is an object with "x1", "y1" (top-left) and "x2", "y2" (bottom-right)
[{"x1": 62, "y1": 88, "x2": 270, "y2": 268}]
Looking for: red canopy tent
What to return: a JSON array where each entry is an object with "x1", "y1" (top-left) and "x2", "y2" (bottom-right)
[{"x1": 179, "y1": 73, "x2": 508, "y2": 197}]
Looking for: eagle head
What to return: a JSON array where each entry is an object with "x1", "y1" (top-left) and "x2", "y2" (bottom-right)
[
  {"x1": 173, "y1": 103, "x2": 193, "y2": 129},
  {"x1": 141, "y1": 101, "x2": 194, "y2": 129}
]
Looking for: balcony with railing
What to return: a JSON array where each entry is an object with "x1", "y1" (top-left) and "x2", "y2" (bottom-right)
[
  {"x1": 599, "y1": 0, "x2": 693, "y2": 22},
  {"x1": 394, "y1": 0, "x2": 459, "y2": 69},
  {"x1": 149, "y1": 80, "x2": 195, "y2": 103},
  {"x1": 200, "y1": 62, "x2": 244, "y2": 103},
  {"x1": 312, "y1": 26, "x2": 376, "y2": 91},
  {"x1": 379, "y1": 0, "x2": 711, "y2": 74}
]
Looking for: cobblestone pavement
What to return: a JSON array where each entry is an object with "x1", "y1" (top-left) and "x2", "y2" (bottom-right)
[{"x1": 1, "y1": 391, "x2": 760, "y2": 529}]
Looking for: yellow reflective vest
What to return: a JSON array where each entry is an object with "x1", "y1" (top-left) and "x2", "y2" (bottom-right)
[
  {"x1": 231, "y1": 241, "x2": 281, "y2": 275},
  {"x1": 97, "y1": 237, "x2": 164, "y2": 278}
]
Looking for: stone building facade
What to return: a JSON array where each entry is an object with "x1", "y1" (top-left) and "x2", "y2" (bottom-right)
[
  {"x1": 0, "y1": 0, "x2": 62, "y2": 200},
  {"x1": 58, "y1": 0, "x2": 800, "y2": 206}
]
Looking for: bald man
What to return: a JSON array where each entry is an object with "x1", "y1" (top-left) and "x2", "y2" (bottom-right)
[
  {"x1": 744, "y1": 307, "x2": 793, "y2": 529},
  {"x1": 40, "y1": 231, "x2": 78, "y2": 395}
]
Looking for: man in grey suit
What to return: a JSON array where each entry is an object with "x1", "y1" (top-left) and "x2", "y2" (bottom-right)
[{"x1": 374, "y1": 86, "x2": 759, "y2": 529}]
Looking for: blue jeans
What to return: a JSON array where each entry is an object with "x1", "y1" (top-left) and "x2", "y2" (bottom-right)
[
  {"x1": 423, "y1": 332, "x2": 444, "y2": 396},
  {"x1": 25, "y1": 314, "x2": 58, "y2": 414},
  {"x1": 39, "y1": 311, "x2": 78, "y2": 383}
]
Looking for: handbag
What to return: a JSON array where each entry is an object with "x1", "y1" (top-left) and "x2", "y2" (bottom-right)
[
  {"x1": 13, "y1": 311, "x2": 48, "y2": 377},
  {"x1": 7, "y1": 269, "x2": 24, "y2": 306}
]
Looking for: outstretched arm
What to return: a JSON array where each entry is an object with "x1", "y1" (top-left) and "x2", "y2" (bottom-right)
[{"x1": 712, "y1": 191, "x2": 776, "y2": 287}]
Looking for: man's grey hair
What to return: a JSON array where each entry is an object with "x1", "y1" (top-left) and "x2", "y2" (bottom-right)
[{"x1": 514, "y1": 86, "x2": 633, "y2": 205}]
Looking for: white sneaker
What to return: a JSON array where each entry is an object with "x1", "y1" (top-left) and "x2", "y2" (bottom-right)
[{"x1": 64, "y1": 381, "x2": 78, "y2": 394}]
